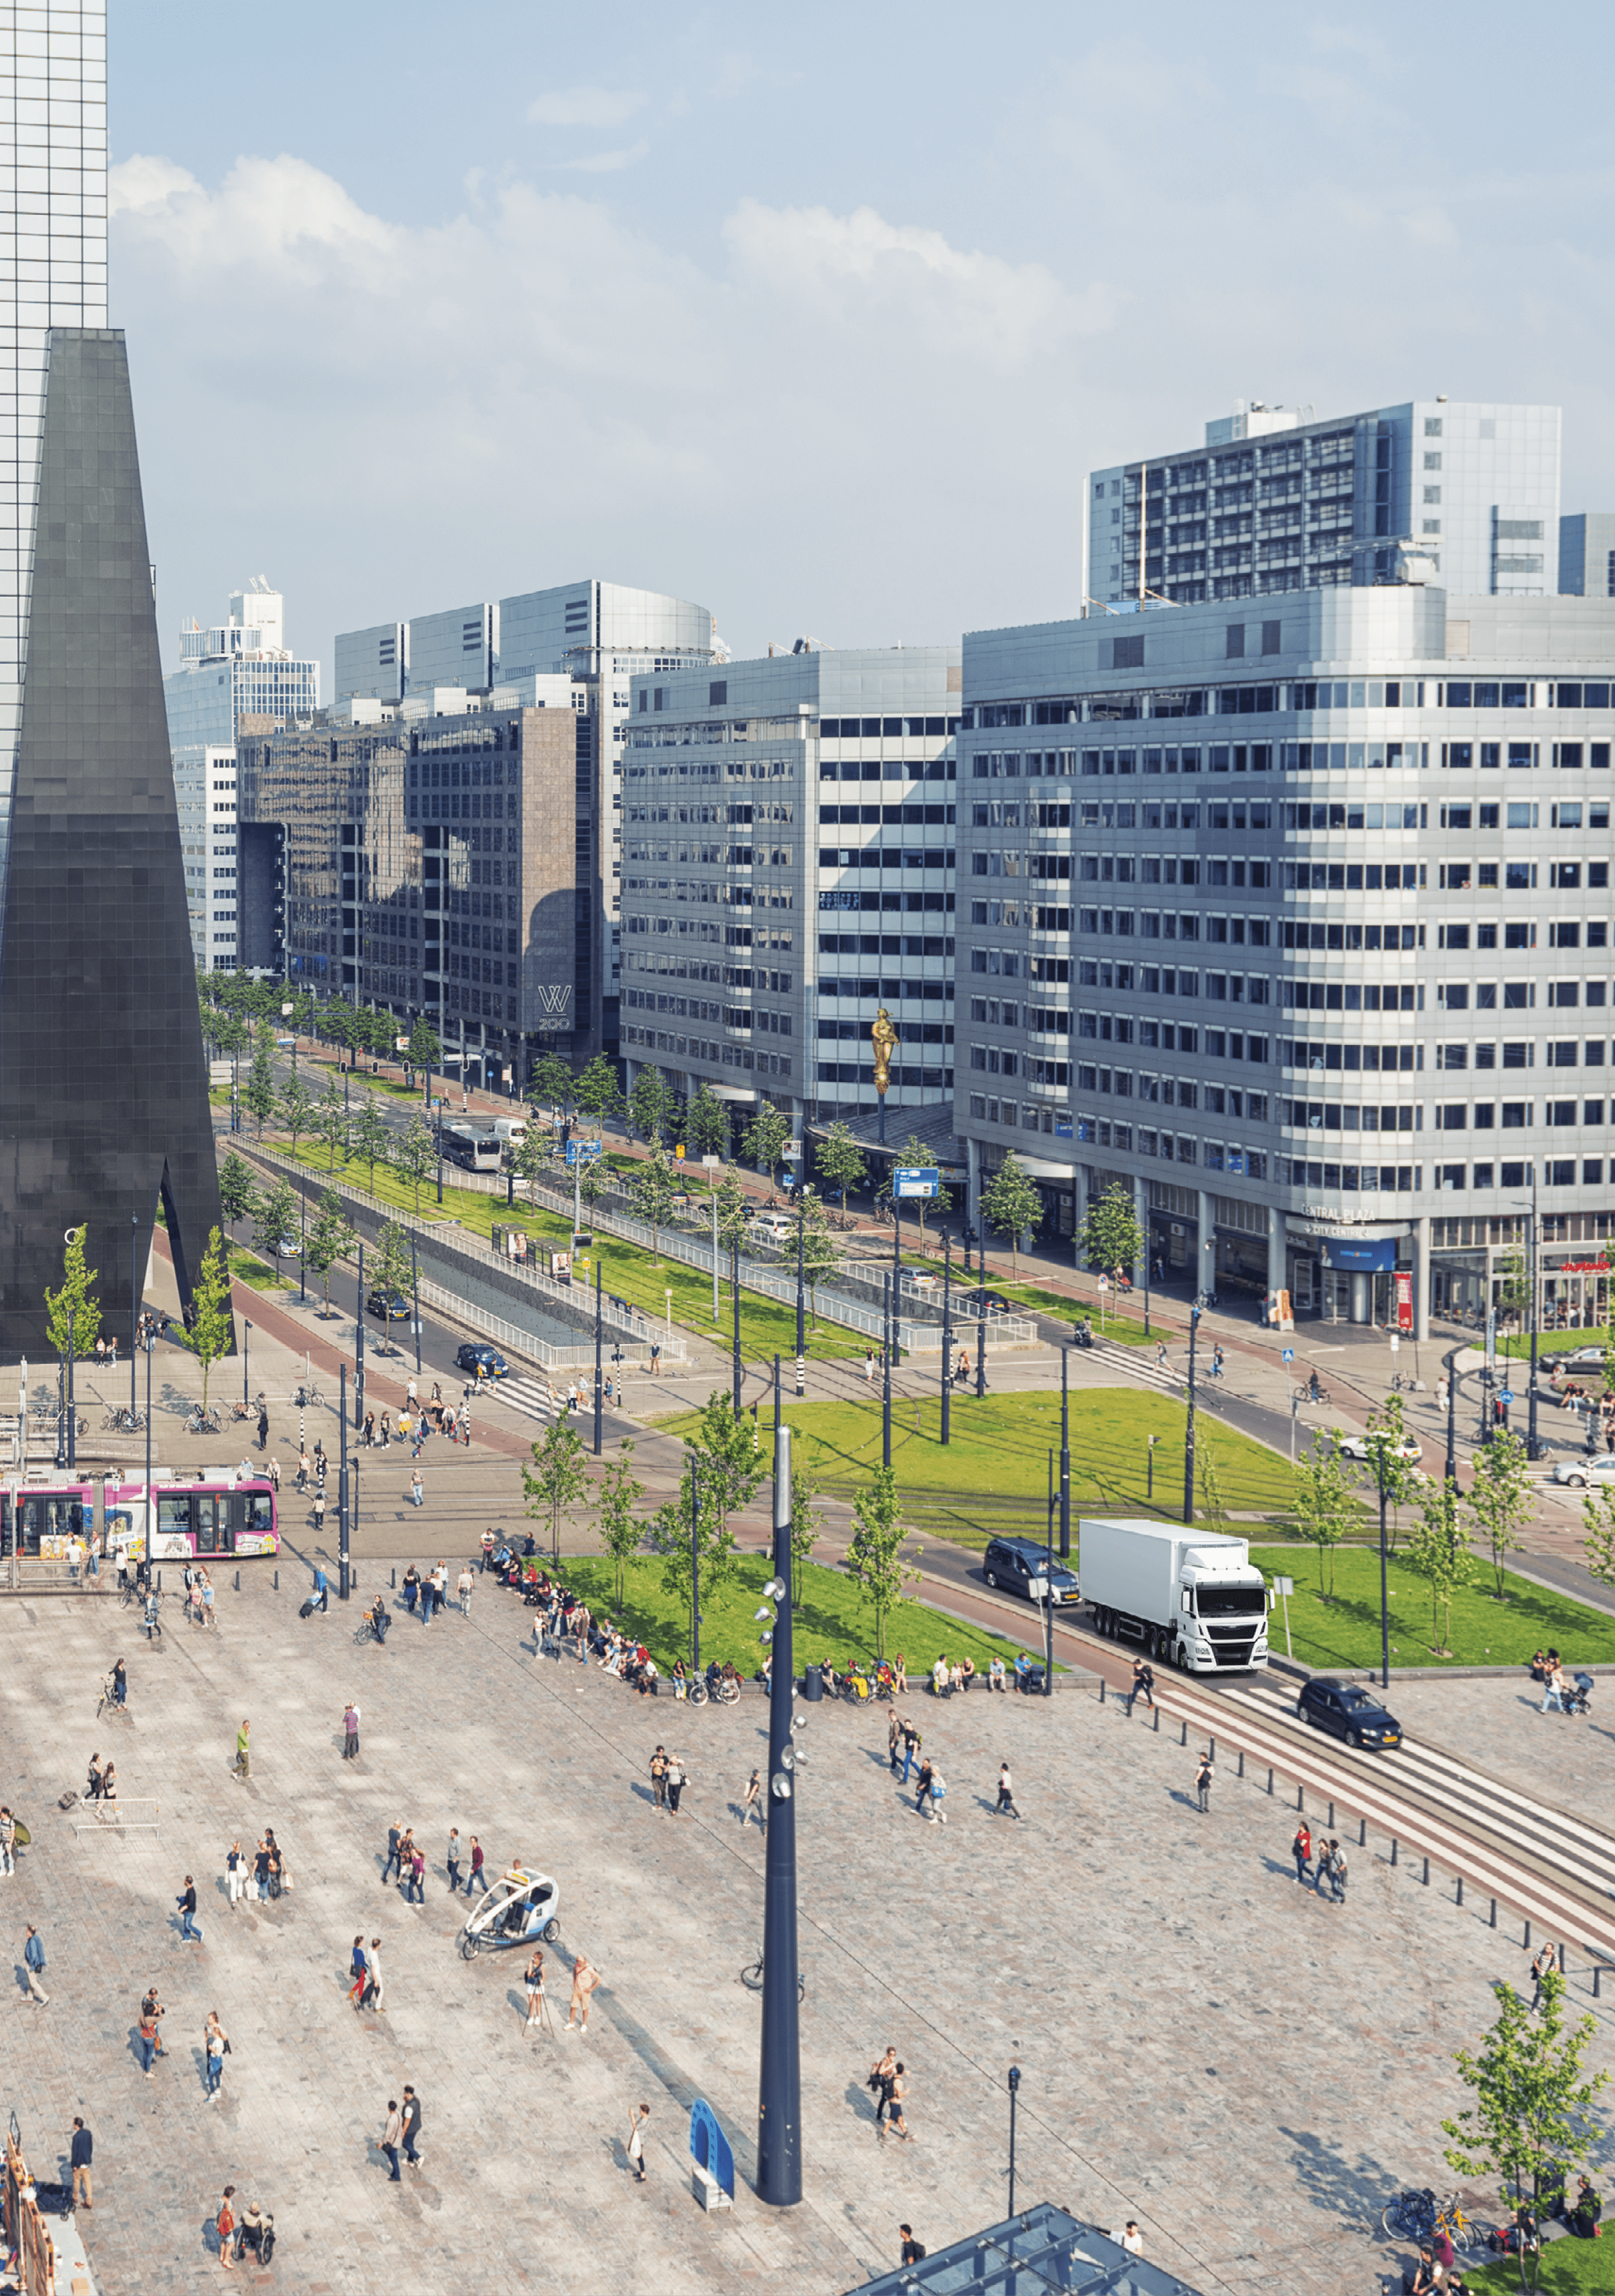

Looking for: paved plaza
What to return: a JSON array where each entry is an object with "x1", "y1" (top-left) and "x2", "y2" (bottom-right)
[{"x1": 3, "y1": 1563, "x2": 1611, "y2": 2296}]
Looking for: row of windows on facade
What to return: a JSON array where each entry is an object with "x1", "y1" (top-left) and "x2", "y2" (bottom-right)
[
  {"x1": 620, "y1": 1021, "x2": 790, "y2": 1080},
  {"x1": 1068, "y1": 908, "x2": 1427, "y2": 955},
  {"x1": 968, "y1": 682, "x2": 1615, "y2": 730}
]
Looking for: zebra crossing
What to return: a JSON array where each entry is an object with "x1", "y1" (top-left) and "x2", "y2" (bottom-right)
[
  {"x1": 1091, "y1": 1339, "x2": 1184, "y2": 1396},
  {"x1": 483, "y1": 1372, "x2": 563, "y2": 1427}
]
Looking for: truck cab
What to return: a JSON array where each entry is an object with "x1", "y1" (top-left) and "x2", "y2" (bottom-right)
[
  {"x1": 1079, "y1": 1518, "x2": 1269, "y2": 1673},
  {"x1": 1174, "y1": 1550, "x2": 1269, "y2": 1670}
]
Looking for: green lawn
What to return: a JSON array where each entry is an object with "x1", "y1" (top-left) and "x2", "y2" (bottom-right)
[
  {"x1": 1250, "y1": 1541, "x2": 1615, "y2": 1671},
  {"x1": 555, "y1": 1550, "x2": 1044, "y2": 1678},
  {"x1": 264, "y1": 1141, "x2": 866, "y2": 1362},
  {"x1": 1498, "y1": 1327, "x2": 1611, "y2": 1363},
  {"x1": 1470, "y1": 2238, "x2": 1614, "y2": 2296},
  {"x1": 653, "y1": 1388, "x2": 1301, "y2": 1547}
]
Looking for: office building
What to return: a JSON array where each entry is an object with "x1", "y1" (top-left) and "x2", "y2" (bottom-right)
[
  {"x1": 237, "y1": 689, "x2": 596, "y2": 1081},
  {"x1": 1089, "y1": 398, "x2": 1560, "y2": 611},
  {"x1": 619, "y1": 646, "x2": 962, "y2": 1132},
  {"x1": 0, "y1": 8, "x2": 224, "y2": 1354},
  {"x1": 164, "y1": 582, "x2": 320, "y2": 972},
  {"x1": 1559, "y1": 513, "x2": 1615, "y2": 599},
  {"x1": 335, "y1": 578, "x2": 719, "y2": 1048},
  {"x1": 954, "y1": 583, "x2": 1615, "y2": 1338}
]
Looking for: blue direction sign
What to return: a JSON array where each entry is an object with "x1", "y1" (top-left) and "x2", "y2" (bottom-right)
[
  {"x1": 564, "y1": 1141, "x2": 603, "y2": 1166},
  {"x1": 894, "y1": 1165, "x2": 940, "y2": 1198}
]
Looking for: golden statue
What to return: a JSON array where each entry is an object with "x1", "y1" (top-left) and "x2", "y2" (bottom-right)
[{"x1": 871, "y1": 1005, "x2": 898, "y2": 1097}]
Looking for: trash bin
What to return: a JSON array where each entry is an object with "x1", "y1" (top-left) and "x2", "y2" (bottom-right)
[{"x1": 801, "y1": 1663, "x2": 824, "y2": 1703}]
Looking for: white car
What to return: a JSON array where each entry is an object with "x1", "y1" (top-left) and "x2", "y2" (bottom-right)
[
  {"x1": 1336, "y1": 1432, "x2": 1421, "y2": 1464},
  {"x1": 1551, "y1": 1453, "x2": 1615, "y2": 1489}
]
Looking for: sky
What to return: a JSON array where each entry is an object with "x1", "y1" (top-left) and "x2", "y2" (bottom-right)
[{"x1": 113, "y1": 0, "x2": 1615, "y2": 686}]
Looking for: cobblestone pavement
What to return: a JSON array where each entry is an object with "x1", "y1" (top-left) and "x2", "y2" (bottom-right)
[
  {"x1": 4, "y1": 1564, "x2": 1611, "y2": 2296},
  {"x1": 1376, "y1": 1672, "x2": 1615, "y2": 1814}
]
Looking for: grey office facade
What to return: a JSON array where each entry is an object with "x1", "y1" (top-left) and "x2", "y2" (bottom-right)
[{"x1": 953, "y1": 584, "x2": 1615, "y2": 1338}]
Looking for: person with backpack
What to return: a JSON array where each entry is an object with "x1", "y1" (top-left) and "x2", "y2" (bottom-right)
[
  {"x1": 1125, "y1": 1657, "x2": 1155, "y2": 1717},
  {"x1": 1325, "y1": 1838, "x2": 1348, "y2": 1903},
  {"x1": 900, "y1": 2225, "x2": 927, "y2": 2265}
]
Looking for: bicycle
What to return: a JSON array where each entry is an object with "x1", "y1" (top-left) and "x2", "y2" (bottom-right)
[
  {"x1": 184, "y1": 1407, "x2": 223, "y2": 1437},
  {"x1": 96, "y1": 1672, "x2": 131, "y2": 1721},
  {"x1": 100, "y1": 1405, "x2": 146, "y2": 1434},
  {"x1": 740, "y1": 1952, "x2": 805, "y2": 2002},
  {"x1": 229, "y1": 1392, "x2": 266, "y2": 1424},
  {"x1": 1381, "y1": 2191, "x2": 1477, "y2": 2251},
  {"x1": 295, "y1": 1384, "x2": 326, "y2": 1411}
]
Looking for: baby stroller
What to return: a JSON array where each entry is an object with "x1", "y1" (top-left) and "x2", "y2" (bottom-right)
[{"x1": 1563, "y1": 1671, "x2": 1594, "y2": 1717}]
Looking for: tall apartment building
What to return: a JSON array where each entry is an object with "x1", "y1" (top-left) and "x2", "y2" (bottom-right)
[
  {"x1": 164, "y1": 582, "x2": 320, "y2": 971},
  {"x1": 619, "y1": 647, "x2": 962, "y2": 1132},
  {"x1": 1089, "y1": 398, "x2": 1561, "y2": 611},
  {"x1": 1559, "y1": 513, "x2": 1615, "y2": 600},
  {"x1": 335, "y1": 578, "x2": 719, "y2": 1047},
  {"x1": 954, "y1": 584, "x2": 1615, "y2": 1339},
  {"x1": 237, "y1": 692, "x2": 595, "y2": 1083}
]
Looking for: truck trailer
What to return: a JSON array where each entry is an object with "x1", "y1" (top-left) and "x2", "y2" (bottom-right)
[{"x1": 1079, "y1": 1517, "x2": 1269, "y2": 1672}]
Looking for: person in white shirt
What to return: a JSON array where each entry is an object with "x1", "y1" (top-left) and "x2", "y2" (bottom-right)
[{"x1": 1121, "y1": 2224, "x2": 1143, "y2": 2256}]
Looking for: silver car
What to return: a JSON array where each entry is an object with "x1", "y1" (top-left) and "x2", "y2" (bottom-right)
[{"x1": 1551, "y1": 1452, "x2": 1615, "y2": 1489}]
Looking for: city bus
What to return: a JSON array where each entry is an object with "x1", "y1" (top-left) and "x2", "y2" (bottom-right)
[
  {"x1": 439, "y1": 1122, "x2": 502, "y2": 1172},
  {"x1": 0, "y1": 1473, "x2": 278, "y2": 1563}
]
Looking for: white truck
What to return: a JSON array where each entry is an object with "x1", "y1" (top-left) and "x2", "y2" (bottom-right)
[{"x1": 1079, "y1": 1517, "x2": 1269, "y2": 1673}]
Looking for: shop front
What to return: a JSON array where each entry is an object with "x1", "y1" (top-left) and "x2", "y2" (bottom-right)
[
  {"x1": 1542, "y1": 1255, "x2": 1614, "y2": 1332},
  {"x1": 1150, "y1": 1207, "x2": 1196, "y2": 1282},
  {"x1": 1285, "y1": 1220, "x2": 1411, "y2": 1324}
]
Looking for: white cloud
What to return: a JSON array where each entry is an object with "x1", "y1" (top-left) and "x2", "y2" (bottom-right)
[
  {"x1": 556, "y1": 140, "x2": 649, "y2": 174},
  {"x1": 527, "y1": 86, "x2": 646, "y2": 128}
]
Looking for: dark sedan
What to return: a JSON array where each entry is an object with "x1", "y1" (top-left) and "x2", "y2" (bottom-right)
[
  {"x1": 953, "y1": 1286, "x2": 1013, "y2": 1317},
  {"x1": 1295, "y1": 1676, "x2": 1403, "y2": 1749},
  {"x1": 366, "y1": 1289, "x2": 411, "y2": 1322},
  {"x1": 456, "y1": 1342, "x2": 509, "y2": 1380}
]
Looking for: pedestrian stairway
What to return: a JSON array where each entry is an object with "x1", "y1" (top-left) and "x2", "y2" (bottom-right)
[{"x1": 1091, "y1": 1339, "x2": 1184, "y2": 1397}]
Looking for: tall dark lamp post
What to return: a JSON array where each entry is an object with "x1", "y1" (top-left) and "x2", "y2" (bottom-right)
[
  {"x1": 689, "y1": 1461, "x2": 701, "y2": 1674},
  {"x1": 243, "y1": 1320, "x2": 252, "y2": 1408},
  {"x1": 731, "y1": 1235, "x2": 742, "y2": 1414},
  {"x1": 130, "y1": 1214, "x2": 138, "y2": 1416},
  {"x1": 410, "y1": 1232, "x2": 422, "y2": 1377},
  {"x1": 1043, "y1": 1450, "x2": 1055, "y2": 1695},
  {"x1": 1525, "y1": 1181, "x2": 1544, "y2": 1462},
  {"x1": 354, "y1": 1241, "x2": 365, "y2": 1433},
  {"x1": 881, "y1": 1273, "x2": 892, "y2": 1470},
  {"x1": 1444, "y1": 1345, "x2": 1459, "y2": 1493},
  {"x1": 338, "y1": 1361, "x2": 350, "y2": 1603},
  {"x1": 940, "y1": 1234, "x2": 953, "y2": 1448},
  {"x1": 794, "y1": 1199, "x2": 805, "y2": 1382},
  {"x1": 756, "y1": 1420, "x2": 802, "y2": 2207},
  {"x1": 1007, "y1": 2065, "x2": 1021, "y2": 2217},
  {"x1": 593, "y1": 1263, "x2": 603, "y2": 1458},
  {"x1": 1183, "y1": 1301, "x2": 1201, "y2": 1525},
  {"x1": 1371, "y1": 1435, "x2": 1390, "y2": 1690},
  {"x1": 1059, "y1": 1343, "x2": 1071, "y2": 1560}
]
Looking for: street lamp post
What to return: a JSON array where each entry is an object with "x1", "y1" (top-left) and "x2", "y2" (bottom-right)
[
  {"x1": 940, "y1": 1234, "x2": 953, "y2": 1448},
  {"x1": 731, "y1": 1236, "x2": 742, "y2": 1415},
  {"x1": 130, "y1": 1214, "x2": 138, "y2": 1418},
  {"x1": 975, "y1": 1295, "x2": 987, "y2": 1399},
  {"x1": 593, "y1": 1263, "x2": 603, "y2": 1458},
  {"x1": 299, "y1": 1178, "x2": 308, "y2": 1305},
  {"x1": 882, "y1": 1273, "x2": 893, "y2": 1470},
  {"x1": 354, "y1": 1241, "x2": 365, "y2": 1433},
  {"x1": 794, "y1": 1198, "x2": 805, "y2": 1372},
  {"x1": 1444, "y1": 1345, "x2": 1459, "y2": 1492},
  {"x1": 243, "y1": 1320, "x2": 252, "y2": 1409},
  {"x1": 1043, "y1": 1450, "x2": 1055, "y2": 1696},
  {"x1": 1007, "y1": 2066, "x2": 1021, "y2": 2218},
  {"x1": 689, "y1": 1460, "x2": 701, "y2": 1676},
  {"x1": 338, "y1": 1361, "x2": 350, "y2": 1603},
  {"x1": 756, "y1": 1420, "x2": 802, "y2": 2207},
  {"x1": 1183, "y1": 1302, "x2": 1201, "y2": 1525},
  {"x1": 1059, "y1": 1343, "x2": 1071, "y2": 1560},
  {"x1": 1526, "y1": 1182, "x2": 1543, "y2": 1463},
  {"x1": 1372, "y1": 1436, "x2": 1390, "y2": 1690}
]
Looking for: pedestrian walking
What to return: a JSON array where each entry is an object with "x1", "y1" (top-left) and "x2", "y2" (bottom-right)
[
  {"x1": 0, "y1": 1803, "x2": 15, "y2": 1875},
  {"x1": 1122, "y1": 2224, "x2": 1144, "y2": 2256},
  {"x1": 524, "y1": 1949, "x2": 545, "y2": 2031},
  {"x1": 177, "y1": 1874, "x2": 203, "y2": 1943},
  {"x1": 650, "y1": 1341, "x2": 661, "y2": 1376},
  {"x1": 379, "y1": 2102, "x2": 402, "y2": 2181},
  {"x1": 312, "y1": 1486, "x2": 327, "y2": 1534},
  {"x1": 900, "y1": 2224, "x2": 927, "y2": 2264},
  {"x1": 884, "y1": 2065, "x2": 911, "y2": 2142},
  {"x1": 408, "y1": 1843, "x2": 426, "y2": 1903},
  {"x1": 381, "y1": 1822, "x2": 404, "y2": 1885},
  {"x1": 363, "y1": 1939, "x2": 384, "y2": 2014},
  {"x1": 1530, "y1": 1944, "x2": 1559, "y2": 2009},
  {"x1": 567, "y1": 1953, "x2": 601, "y2": 2033},
  {"x1": 468, "y1": 1836, "x2": 486, "y2": 1897},
  {"x1": 740, "y1": 1769, "x2": 763, "y2": 1828},
  {"x1": 69, "y1": 2118, "x2": 92, "y2": 2210},
  {"x1": 446, "y1": 1828, "x2": 462, "y2": 1893},
  {"x1": 901, "y1": 1723, "x2": 921, "y2": 1784},
  {"x1": 930, "y1": 1767, "x2": 948, "y2": 1825},
  {"x1": 995, "y1": 1763, "x2": 1020, "y2": 1818},
  {"x1": 205, "y1": 2010, "x2": 228, "y2": 2098},
  {"x1": 22, "y1": 1923, "x2": 47, "y2": 2003},
  {"x1": 410, "y1": 1467, "x2": 423, "y2": 1508},
  {"x1": 914, "y1": 1757, "x2": 936, "y2": 1821},
  {"x1": 887, "y1": 1708, "x2": 903, "y2": 1775},
  {"x1": 229, "y1": 1716, "x2": 252, "y2": 1783},
  {"x1": 400, "y1": 2085, "x2": 423, "y2": 2168},
  {"x1": 649, "y1": 1745, "x2": 669, "y2": 1813},
  {"x1": 217, "y1": 2186, "x2": 238, "y2": 2270},
  {"x1": 456, "y1": 1567, "x2": 474, "y2": 1615},
  {"x1": 1324, "y1": 1839, "x2": 1347, "y2": 1902},
  {"x1": 253, "y1": 1840, "x2": 271, "y2": 1901},
  {"x1": 627, "y1": 2102, "x2": 650, "y2": 2182},
  {"x1": 256, "y1": 1402, "x2": 269, "y2": 1451},
  {"x1": 666, "y1": 1751, "x2": 687, "y2": 1816},
  {"x1": 343, "y1": 1701, "x2": 360, "y2": 1760},
  {"x1": 865, "y1": 1347, "x2": 875, "y2": 1382},
  {"x1": 1194, "y1": 1750, "x2": 1213, "y2": 1814},
  {"x1": 1124, "y1": 1657, "x2": 1155, "y2": 1717},
  {"x1": 137, "y1": 1996, "x2": 160, "y2": 2075},
  {"x1": 1292, "y1": 1820, "x2": 1312, "y2": 1885},
  {"x1": 348, "y1": 1935, "x2": 369, "y2": 2011}
]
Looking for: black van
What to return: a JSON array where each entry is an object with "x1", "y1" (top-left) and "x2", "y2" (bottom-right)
[{"x1": 982, "y1": 1537, "x2": 1081, "y2": 1606}]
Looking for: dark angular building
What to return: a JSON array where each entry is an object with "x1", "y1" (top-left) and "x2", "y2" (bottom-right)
[{"x1": 0, "y1": 330, "x2": 225, "y2": 1357}]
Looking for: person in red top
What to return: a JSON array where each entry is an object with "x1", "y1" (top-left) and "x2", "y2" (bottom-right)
[
  {"x1": 217, "y1": 2184, "x2": 237, "y2": 2270},
  {"x1": 1292, "y1": 1821, "x2": 1312, "y2": 1885},
  {"x1": 468, "y1": 1837, "x2": 486, "y2": 1896}
]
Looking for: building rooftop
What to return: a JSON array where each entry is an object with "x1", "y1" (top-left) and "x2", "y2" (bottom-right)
[{"x1": 844, "y1": 2206, "x2": 1211, "y2": 2296}]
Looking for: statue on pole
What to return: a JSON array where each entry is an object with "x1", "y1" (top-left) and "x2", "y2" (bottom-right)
[{"x1": 870, "y1": 1006, "x2": 898, "y2": 1144}]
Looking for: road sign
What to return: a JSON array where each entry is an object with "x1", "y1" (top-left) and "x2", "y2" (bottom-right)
[
  {"x1": 1498, "y1": 1388, "x2": 1514, "y2": 1406},
  {"x1": 894, "y1": 1166, "x2": 939, "y2": 1198},
  {"x1": 1282, "y1": 1347, "x2": 1294, "y2": 1363},
  {"x1": 675, "y1": 1144, "x2": 685, "y2": 1161},
  {"x1": 1389, "y1": 1334, "x2": 1400, "y2": 1352},
  {"x1": 564, "y1": 1141, "x2": 603, "y2": 1165}
]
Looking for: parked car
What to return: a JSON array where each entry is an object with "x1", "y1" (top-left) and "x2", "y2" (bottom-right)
[
  {"x1": 1541, "y1": 1345, "x2": 1611, "y2": 1372},
  {"x1": 1551, "y1": 1452, "x2": 1615, "y2": 1489},
  {"x1": 366, "y1": 1289, "x2": 411, "y2": 1322},
  {"x1": 456, "y1": 1342, "x2": 509, "y2": 1380},
  {"x1": 980, "y1": 1536, "x2": 1082, "y2": 1607},
  {"x1": 1335, "y1": 1431, "x2": 1421, "y2": 1464},
  {"x1": 954, "y1": 1286, "x2": 1013, "y2": 1317},
  {"x1": 1295, "y1": 1677, "x2": 1403, "y2": 1749},
  {"x1": 749, "y1": 1215, "x2": 796, "y2": 1245}
]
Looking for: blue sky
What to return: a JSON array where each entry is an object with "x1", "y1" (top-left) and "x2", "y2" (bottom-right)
[{"x1": 115, "y1": 0, "x2": 1615, "y2": 680}]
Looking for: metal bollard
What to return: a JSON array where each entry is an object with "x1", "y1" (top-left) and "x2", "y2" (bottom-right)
[
  {"x1": 1297, "y1": 1784, "x2": 1304, "y2": 1812},
  {"x1": 1457, "y1": 1875, "x2": 1464, "y2": 1907},
  {"x1": 1558, "y1": 1943, "x2": 1566, "y2": 1973},
  {"x1": 1596, "y1": 1966, "x2": 1603, "y2": 2000},
  {"x1": 1153, "y1": 1705, "x2": 1160, "y2": 1733},
  {"x1": 1391, "y1": 1838, "x2": 1398, "y2": 1866},
  {"x1": 1422, "y1": 1857, "x2": 1430, "y2": 1887},
  {"x1": 234, "y1": 1570, "x2": 240, "y2": 1592},
  {"x1": 1523, "y1": 1918, "x2": 1530, "y2": 1950},
  {"x1": 1328, "y1": 1801, "x2": 1335, "y2": 1828},
  {"x1": 1180, "y1": 1718, "x2": 1187, "y2": 1746},
  {"x1": 157, "y1": 1569, "x2": 162, "y2": 1592},
  {"x1": 392, "y1": 1567, "x2": 397, "y2": 1589},
  {"x1": 273, "y1": 1569, "x2": 278, "y2": 1590},
  {"x1": 1267, "y1": 1767, "x2": 1274, "y2": 1795},
  {"x1": 1237, "y1": 1749, "x2": 1244, "y2": 1778},
  {"x1": 1359, "y1": 1817, "x2": 1366, "y2": 1848},
  {"x1": 1208, "y1": 1736, "x2": 1215, "y2": 1761},
  {"x1": 1490, "y1": 1898, "x2": 1497, "y2": 1929}
]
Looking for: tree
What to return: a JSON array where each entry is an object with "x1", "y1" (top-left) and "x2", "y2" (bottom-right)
[
  {"x1": 629, "y1": 1135, "x2": 679, "y2": 1262},
  {"x1": 1405, "y1": 1481, "x2": 1475, "y2": 1655},
  {"x1": 44, "y1": 1225, "x2": 101, "y2": 1360},
  {"x1": 278, "y1": 1074, "x2": 318, "y2": 1159},
  {"x1": 846, "y1": 1463, "x2": 921, "y2": 1660},
  {"x1": 1464, "y1": 1429, "x2": 1534, "y2": 1599},
  {"x1": 1293, "y1": 1435, "x2": 1360, "y2": 1598},
  {"x1": 529, "y1": 1051, "x2": 573, "y2": 1114},
  {"x1": 1584, "y1": 1481, "x2": 1615, "y2": 1597},
  {"x1": 305, "y1": 1189, "x2": 355, "y2": 1313},
  {"x1": 796, "y1": 1189, "x2": 841, "y2": 1325},
  {"x1": 1197, "y1": 1428, "x2": 1229, "y2": 1537},
  {"x1": 595, "y1": 1438, "x2": 646, "y2": 1608},
  {"x1": 373, "y1": 1221, "x2": 415, "y2": 1337},
  {"x1": 577, "y1": 1155, "x2": 605, "y2": 1218},
  {"x1": 312, "y1": 1079, "x2": 350, "y2": 1177},
  {"x1": 743, "y1": 1102, "x2": 791, "y2": 1186},
  {"x1": 1362, "y1": 1391, "x2": 1421, "y2": 1554},
  {"x1": 687, "y1": 1084, "x2": 730, "y2": 1169},
  {"x1": 981, "y1": 1153, "x2": 1043, "y2": 1277},
  {"x1": 511, "y1": 1128, "x2": 549, "y2": 1204},
  {"x1": 1494, "y1": 1243, "x2": 1528, "y2": 1331},
  {"x1": 407, "y1": 1016, "x2": 441, "y2": 1080},
  {"x1": 814, "y1": 1118, "x2": 867, "y2": 1213},
  {"x1": 1442, "y1": 1971, "x2": 1609, "y2": 2294},
  {"x1": 520, "y1": 1413, "x2": 591, "y2": 1566},
  {"x1": 217, "y1": 1152, "x2": 257, "y2": 1229},
  {"x1": 789, "y1": 1459, "x2": 823, "y2": 1610},
  {"x1": 714, "y1": 1164, "x2": 749, "y2": 1253},
  {"x1": 574, "y1": 1052, "x2": 623, "y2": 1127},
  {"x1": 350, "y1": 1095, "x2": 390, "y2": 1194},
  {"x1": 242, "y1": 1026, "x2": 277, "y2": 1139},
  {"x1": 628, "y1": 1064, "x2": 671, "y2": 1144},
  {"x1": 322, "y1": 999, "x2": 357, "y2": 1069},
  {"x1": 252, "y1": 1177, "x2": 298, "y2": 1281},
  {"x1": 393, "y1": 1112, "x2": 436, "y2": 1214},
  {"x1": 1082, "y1": 1179, "x2": 1143, "y2": 1292},
  {"x1": 645, "y1": 1400, "x2": 758, "y2": 1654},
  {"x1": 189, "y1": 1226, "x2": 234, "y2": 1412}
]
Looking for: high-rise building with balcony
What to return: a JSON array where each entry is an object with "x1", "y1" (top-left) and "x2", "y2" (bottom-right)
[{"x1": 1089, "y1": 398, "x2": 1560, "y2": 611}]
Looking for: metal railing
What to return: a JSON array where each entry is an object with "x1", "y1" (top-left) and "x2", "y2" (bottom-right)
[
  {"x1": 70, "y1": 1796, "x2": 160, "y2": 1841},
  {"x1": 411, "y1": 1278, "x2": 612, "y2": 1376},
  {"x1": 238, "y1": 1146, "x2": 687, "y2": 1361}
]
